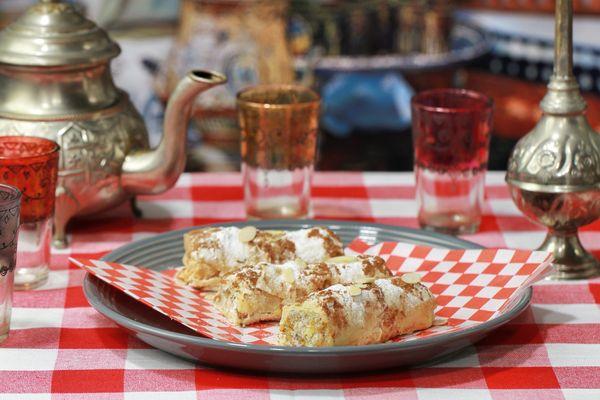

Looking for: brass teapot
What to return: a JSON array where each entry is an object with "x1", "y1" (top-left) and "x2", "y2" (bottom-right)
[{"x1": 0, "y1": 0, "x2": 226, "y2": 247}]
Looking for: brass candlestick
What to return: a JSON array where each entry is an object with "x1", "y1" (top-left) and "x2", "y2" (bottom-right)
[{"x1": 506, "y1": 0, "x2": 600, "y2": 279}]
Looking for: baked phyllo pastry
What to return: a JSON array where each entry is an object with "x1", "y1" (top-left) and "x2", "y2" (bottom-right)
[
  {"x1": 177, "y1": 226, "x2": 344, "y2": 289},
  {"x1": 279, "y1": 274, "x2": 436, "y2": 347},
  {"x1": 214, "y1": 255, "x2": 391, "y2": 326}
]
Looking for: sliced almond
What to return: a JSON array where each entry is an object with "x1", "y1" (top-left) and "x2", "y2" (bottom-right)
[
  {"x1": 327, "y1": 255, "x2": 358, "y2": 264},
  {"x1": 401, "y1": 272, "x2": 421, "y2": 284},
  {"x1": 265, "y1": 229, "x2": 285, "y2": 236},
  {"x1": 283, "y1": 268, "x2": 295, "y2": 283},
  {"x1": 238, "y1": 226, "x2": 257, "y2": 242},
  {"x1": 347, "y1": 285, "x2": 362, "y2": 296},
  {"x1": 294, "y1": 258, "x2": 307, "y2": 268},
  {"x1": 433, "y1": 317, "x2": 448, "y2": 326}
]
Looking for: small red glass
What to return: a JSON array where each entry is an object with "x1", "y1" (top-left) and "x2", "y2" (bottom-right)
[
  {"x1": 0, "y1": 136, "x2": 59, "y2": 290},
  {"x1": 411, "y1": 89, "x2": 493, "y2": 234}
]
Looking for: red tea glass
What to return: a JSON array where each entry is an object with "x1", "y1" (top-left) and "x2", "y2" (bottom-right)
[
  {"x1": 0, "y1": 137, "x2": 59, "y2": 290},
  {"x1": 411, "y1": 89, "x2": 493, "y2": 234}
]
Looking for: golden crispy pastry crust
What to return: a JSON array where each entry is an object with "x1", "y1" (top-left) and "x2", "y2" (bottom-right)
[
  {"x1": 214, "y1": 255, "x2": 391, "y2": 326},
  {"x1": 177, "y1": 226, "x2": 344, "y2": 289},
  {"x1": 279, "y1": 276, "x2": 436, "y2": 347}
]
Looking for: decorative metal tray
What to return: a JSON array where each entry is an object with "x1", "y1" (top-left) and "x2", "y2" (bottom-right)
[{"x1": 299, "y1": 23, "x2": 490, "y2": 73}]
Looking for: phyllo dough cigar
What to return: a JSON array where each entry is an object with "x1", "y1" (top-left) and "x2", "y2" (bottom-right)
[
  {"x1": 177, "y1": 226, "x2": 344, "y2": 289},
  {"x1": 279, "y1": 276, "x2": 436, "y2": 347},
  {"x1": 214, "y1": 255, "x2": 392, "y2": 326}
]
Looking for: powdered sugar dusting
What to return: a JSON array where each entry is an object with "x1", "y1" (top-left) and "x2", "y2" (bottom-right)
[
  {"x1": 375, "y1": 279, "x2": 406, "y2": 309},
  {"x1": 191, "y1": 227, "x2": 249, "y2": 267},
  {"x1": 232, "y1": 257, "x2": 387, "y2": 301},
  {"x1": 326, "y1": 284, "x2": 368, "y2": 326},
  {"x1": 192, "y1": 247, "x2": 220, "y2": 264},
  {"x1": 191, "y1": 227, "x2": 337, "y2": 267},
  {"x1": 375, "y1": 278, "x2": 432, "y2": 310},
  {"x1": 335, "y1": 261, "x2": 368, "y2": 283},
  {"x1": 256, "y1": 260, "x2": 304, "y2": 295},
  {"x1": 286, "y1": 228, "x2": 330, "y2": 262}
]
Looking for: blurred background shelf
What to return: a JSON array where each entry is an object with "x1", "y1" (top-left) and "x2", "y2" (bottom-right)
[{"x1": 1, "y1": 0, "x2": 599, "y2": 172}]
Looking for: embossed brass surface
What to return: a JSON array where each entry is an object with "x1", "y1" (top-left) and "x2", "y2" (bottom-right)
[
  {"x1": 0, "y1": 1, "x2": 226, "y2": 247},
  {"x1": 506, "y1": 0, "x2": 600, "y2": 279}
]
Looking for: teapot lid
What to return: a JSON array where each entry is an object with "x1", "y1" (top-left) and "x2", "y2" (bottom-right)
[{"x1": 0, "y1": 0, "x2": 120, "y2": 67}]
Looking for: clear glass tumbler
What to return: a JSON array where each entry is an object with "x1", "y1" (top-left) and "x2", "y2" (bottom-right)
[
  {"x1": 0, "y1": 184, "x2": 21, "y2": 344},
  {"x1": 411, "y1": 89, "x2": 493, "y2": 234},
  {"x1": 0, "y1": 137, "x2": 59, "y2": 290},
  {"x1": 237, "y1": 85, "x2": 320, "y2": 219}
]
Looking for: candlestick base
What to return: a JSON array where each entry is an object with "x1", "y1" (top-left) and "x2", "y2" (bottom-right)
[{"x1": 539, "y1": 230, "x2": 600, "y2": 280}]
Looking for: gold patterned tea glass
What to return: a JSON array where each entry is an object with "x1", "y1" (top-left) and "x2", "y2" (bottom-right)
[{"x1": 237, "y1": 85, "x2": 320, "y2": 219}]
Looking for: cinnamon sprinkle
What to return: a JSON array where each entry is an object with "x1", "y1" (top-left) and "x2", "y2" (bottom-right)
[
  {"x1": 308, "y1": 228, "x2": 343, "y2": 257},
  {"x1": 359, "y1": 255, "x2": 390, "y2": 277},
  {"x1": 318, "y1": 292, "x2": 348, "y2": 330}
]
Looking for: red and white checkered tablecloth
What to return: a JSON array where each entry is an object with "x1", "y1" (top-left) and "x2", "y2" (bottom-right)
[{"x1": 2, "y1": 171, "x2": 599, "y2": 399}]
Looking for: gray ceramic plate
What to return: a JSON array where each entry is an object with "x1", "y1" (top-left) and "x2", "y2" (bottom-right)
[{"x1": 84, "y1": 220, "x2": 532, "y2": 374}]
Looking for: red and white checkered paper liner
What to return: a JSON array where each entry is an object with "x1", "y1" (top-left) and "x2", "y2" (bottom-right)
[{"x1": 70, "y1": 240, "x2": 553, "y2": 346}]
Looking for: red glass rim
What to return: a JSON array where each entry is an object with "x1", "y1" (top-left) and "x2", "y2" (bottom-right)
[
  {"x1": 0, "y1": 136, "x2": 60, "y2": 161},
  {"x1": 411, "y1": 88, "x2": 493, "y2": 114},
  {"x1": 0, "y1": 183, "x2": 21, "y2": 206}
]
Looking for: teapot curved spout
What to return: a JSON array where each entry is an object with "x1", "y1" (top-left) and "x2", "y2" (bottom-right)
[{"x1": 121, "y1": 70, "x2": 227, "y2": 194}]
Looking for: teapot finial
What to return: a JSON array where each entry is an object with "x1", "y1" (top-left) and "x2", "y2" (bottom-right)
[{"x1": 0, "y1": 0, "x2": 119, "y2": 67}]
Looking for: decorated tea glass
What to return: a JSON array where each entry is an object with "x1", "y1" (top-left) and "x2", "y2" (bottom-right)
[
  {"x1": 0, "y1": 184, "x2": 21, "y2": 343},
  {"x1": 0, "y1": 137, "x2": 59, "y2": 290},
  {"x1": 411, "y1": 89, "x2": 493, "y2": 234},
  {"x1": 237, "y1": 85, "x2": 320, "y2": 219}
]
